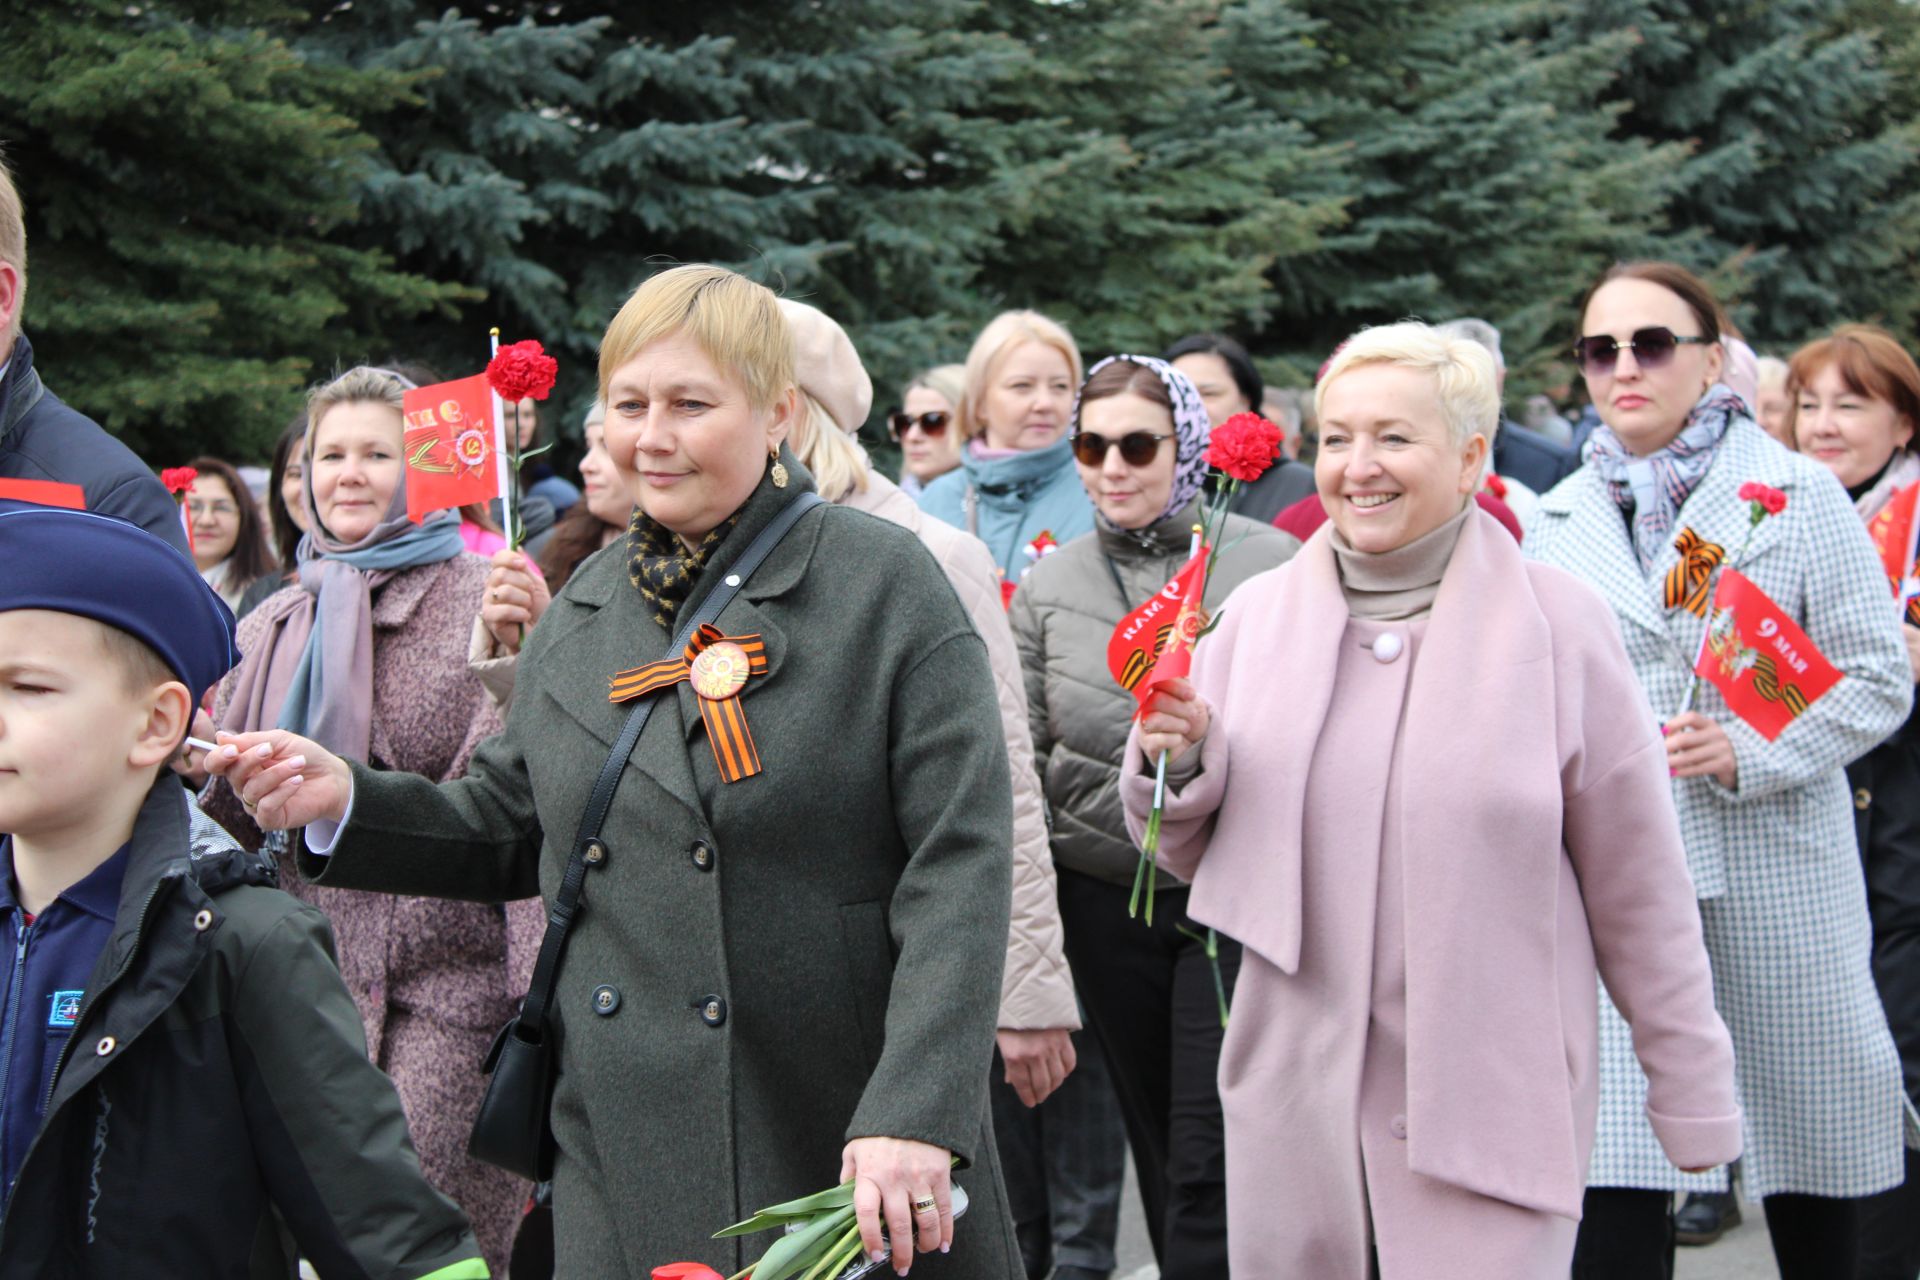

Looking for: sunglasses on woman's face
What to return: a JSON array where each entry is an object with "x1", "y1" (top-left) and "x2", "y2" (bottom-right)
[
  {"x1": 1572, "y1": 326, "x2": 1711, "y2": 378},
  {"x1": 1070, "y1": 430, "x2": 1173, "y2": 468},
  {"x1": 888, "y1": 410, "x2": 951, "y2": 439}
]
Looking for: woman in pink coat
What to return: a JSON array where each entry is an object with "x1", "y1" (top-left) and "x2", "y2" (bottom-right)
[{"x1": 1123, "y1": 321, "x2": 1742, "y2": 1277}]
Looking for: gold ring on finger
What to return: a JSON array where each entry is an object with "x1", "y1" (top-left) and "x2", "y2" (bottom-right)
[{"x1": 912, "y1": 1196, "x2": 937, "y2": 1216}]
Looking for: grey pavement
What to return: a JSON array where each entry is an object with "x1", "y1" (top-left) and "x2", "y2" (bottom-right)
[{"x1": 1109, "y1": 1162, "x2": 1775, "y2": 1279}]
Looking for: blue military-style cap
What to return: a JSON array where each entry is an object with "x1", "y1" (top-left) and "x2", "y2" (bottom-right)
[{"x1": 0, "y1": 506, "x2": 239, "y2": 694}]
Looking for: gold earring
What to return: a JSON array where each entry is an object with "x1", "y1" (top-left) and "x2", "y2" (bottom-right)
[{"x1": 769, "y1": 449, "x2": 789, "y2": 489}]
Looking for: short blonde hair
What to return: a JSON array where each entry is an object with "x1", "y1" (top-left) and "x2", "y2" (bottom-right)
[
  {"x1": 0, "y1": 152, "x2": 27, "y2": 343},
  {"x1": 960, "y1": 311, "x2": 1081, "y2": 440},
  {"x1": 599, "y1": 264, "x2": 793, "y2": 412},
  {"x1": 1757, "y1": 355, "x2": 1789, "y2": 394},
  {"x1": 788, "y1": 391, "x2": 871, "y2": 504},
  {"x1": 905, "y1": 364, "x2": 965, "y2": 409},
  {"x1": 1314, "y1": 322, "x2": 1500, "y2": 448}
]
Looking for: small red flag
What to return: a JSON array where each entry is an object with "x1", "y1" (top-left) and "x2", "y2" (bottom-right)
[
  {"x1": 402, "y1": 374, "x2": 499, "y2": 523},
  {"x1": 1867, "y1": 479, "x2": 1920, "y2": 602},
  {"x1": 0, "y1": 478, "x2": 85, "y2": 510},
  {"x1": 1695, "y1": 569, "x2": 1842, "y2": 742},
  {"x1": 1107, "y1": 549, "x2": 1210, "y2": 715}
]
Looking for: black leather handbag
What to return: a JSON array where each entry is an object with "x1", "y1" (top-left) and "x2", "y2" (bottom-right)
[{"x1": 468, "y1": 493, "x2": 823, "y2": 1181}]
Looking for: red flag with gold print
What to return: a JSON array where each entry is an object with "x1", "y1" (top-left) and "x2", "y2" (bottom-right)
[
  {"x1": 1696, "y1": 569, "x2": 1842, "y2": 742},
  {"x1": 401, "y1": 374, "x2": 498, "y2": 523},
  {"x1": 1107, "y1": 549, "x2": 1210, "y2": 715}
]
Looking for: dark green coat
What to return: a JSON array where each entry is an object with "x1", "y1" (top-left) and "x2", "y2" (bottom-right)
[{"x1": 302, "y1": 468, "x2": 1021, "y2": 1279}]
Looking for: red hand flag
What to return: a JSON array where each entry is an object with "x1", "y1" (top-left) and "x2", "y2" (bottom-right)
[
  {"x1": 402, "y1": 374, "x2": 499, "y2": 523},
  {"x1": 1867, "y1": 479, "x2": 1920, "y2": 617},
  {"x1": 1695, "y1": 569, "x2": 1842, "y2": 742},
  {"x1": 1107, "y1": 549, "x2": 1210, "y2": 715}
]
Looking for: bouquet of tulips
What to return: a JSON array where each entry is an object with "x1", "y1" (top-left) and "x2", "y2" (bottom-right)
[{"x1": 654, "y1": 1172, "x2": 968, "y2": 1280}]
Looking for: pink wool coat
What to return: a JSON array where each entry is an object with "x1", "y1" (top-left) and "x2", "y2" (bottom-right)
[
  {"x1": 204, "y1": 555, "x2": 543, "y2": 1273},
  {"x1": 1121, "y1": 508, "x2": 1741, "y2": 1273}
]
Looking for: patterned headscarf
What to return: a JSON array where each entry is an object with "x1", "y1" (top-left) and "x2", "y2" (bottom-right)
[
  {"x1": 1074, "y1": 354, "x2": 1213, "y2": 523},
  {"x1": 1585, "y1": 383, "x2": 1746, "y2": 571}
]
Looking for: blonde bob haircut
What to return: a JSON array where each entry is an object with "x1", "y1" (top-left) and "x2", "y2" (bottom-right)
[
  {"x1": 905, "y1": 364, "x2": 966, "y2": 409},
  {"x1": 788, "y1": 392, "x2": 871, "y2": 505},
  {"x1": 306, "y1": 366, "x2": 407, "y2": 441},
  {"x1": 960, "y1": 310, "x2": 1082, "y2": 441},
  {"x1": 599, "y1": 264, "x2": 794, "y2": 413},
  {"x1": 1314, "y1": 321, "x2": 1500, "y2": 450}
]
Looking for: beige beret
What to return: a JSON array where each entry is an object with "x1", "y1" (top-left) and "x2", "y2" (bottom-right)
[{"x1": 778, "y1": 298, "x2": 873, "y2": 434}]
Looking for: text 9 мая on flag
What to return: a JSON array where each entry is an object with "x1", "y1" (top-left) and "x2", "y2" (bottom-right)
[
  {"x1": 1107, "y1": 549, "x2": 1210, "y2": 715},
  {"x1": 1695, "y1": 568, "x2": 1842, "y2": 742},
  {"x1": 401, "y1": 373, "x2": 498, "y2": 524}
]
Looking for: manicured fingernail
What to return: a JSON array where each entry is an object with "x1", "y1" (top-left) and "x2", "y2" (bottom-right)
[
  {"x1": 941, "y1": 1243, "x2": 950, "y2": 1254},
  {"x1": 870, "y1": 1251, "x2": 886, "y2": 1262},
  {"x1": 288, "y1": 775, "x2": 304, "y2": 786},
  {"x1": 221, "y1": 745, "x2": 239, "y2": 759},
  {"x1": 1668, "y1": 767, "x2": 1676, "y2": 777},
  {"x1": 287, "y1": 756, "x2": 306, "y2": 770},
  {"x1": 255, "y1": 744, "x2": 273, "y2": 758}
]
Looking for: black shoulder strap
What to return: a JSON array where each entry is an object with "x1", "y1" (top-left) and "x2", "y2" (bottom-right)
[{"x1": 516, "y1": 492, "x2": 823, "y2": 1034}]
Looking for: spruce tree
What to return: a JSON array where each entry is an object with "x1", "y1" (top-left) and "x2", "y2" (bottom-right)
[
  {"x1": 1553, "y1": 0, "x2": 1920, "y2": 347},
  {"x1": 0, "y1": 0, "x2": 470, "y2": 461},
  {"x1": 1233, "y1": 0, "x2": 1685, "y2": 394}
]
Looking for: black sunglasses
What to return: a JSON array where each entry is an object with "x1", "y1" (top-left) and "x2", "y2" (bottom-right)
[
  {"x1": 888, "y1": 410, "x2": 952, "y2": 439},
  {"x1": 1572, "y1": 326, "x2": 1711, "y2": 378},
  {"x1": 1070, "y1": 430, "x2": 1173, "y2": 467}
]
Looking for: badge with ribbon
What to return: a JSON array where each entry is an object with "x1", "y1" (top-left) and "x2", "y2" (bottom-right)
[{"x1": 610, "y1": 624, "x2": 769, "y2": 782}]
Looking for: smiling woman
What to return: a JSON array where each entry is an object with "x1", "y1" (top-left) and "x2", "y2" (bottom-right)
[
  {"x1": 207, "y1": 265, "x2": 1026, "y2": 1280},
  {"x1": 1122, "y1": 321, "x2": 1740, "y2": 1277}
]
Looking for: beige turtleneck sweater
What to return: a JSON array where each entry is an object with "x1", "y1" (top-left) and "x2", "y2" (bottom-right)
[{"x1": 1329, "y1": 503, "x2": 1473, "y2": 621}]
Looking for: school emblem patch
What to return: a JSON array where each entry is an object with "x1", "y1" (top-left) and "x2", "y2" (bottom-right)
[{"x1": 48, "y1": 991, "x2": 82, "y2": 1029}]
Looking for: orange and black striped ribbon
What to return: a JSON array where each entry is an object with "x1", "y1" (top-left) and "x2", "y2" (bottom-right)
[
  {"x1": 1665, "y1": 528, "x2": 1725, "y2": 618},
  {"x1": 608, "y1": 624, "x2": 769, "y2": 782}
]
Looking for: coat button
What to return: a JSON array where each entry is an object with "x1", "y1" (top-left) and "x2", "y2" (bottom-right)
[
  {"x1": 698, "y1": 996, "x2": 727, "y2": 1027},
  {"x1": 1389, "y1": 1114, "x2": 1407, "y2": 1140},
  {"x1": 592, "y1": 985, "x2": 620, "y2": 1016},
  {"x1": 1856, "y1": 788, "x2": 1872, "y2": 811},
  {"x1": 690, "y1": 840, "x2": 715, "y2": 872},
  {"x1": 1371, "y1": 633, "x2": 1403, "y2": 664},
  {"x1": 583, "y1": 839, "x2": 608, "y2": 866},
  {"x1": 95, "y1": 1036, "x2": 116, "y2": 1057},
  {"x1": 192, "y1": 908, "x2": 214, "y2": 932}
]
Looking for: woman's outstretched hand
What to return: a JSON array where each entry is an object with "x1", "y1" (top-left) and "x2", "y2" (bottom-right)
[
  {"x1": 840, "y1": 1136, "x2": 954, "y2": 1275},
  {"x1": 204, "y1": 730, "x2": 352, "y2": 830},
  {"x1": 1137, "y1": 676, "x2": 1210, "y2": 766}
]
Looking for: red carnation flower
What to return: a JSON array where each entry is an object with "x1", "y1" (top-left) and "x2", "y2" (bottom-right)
[
  {"x1": 1738, "y1": 481, "x2": 1788, "y2": 517},
  {"x1": 1205, "y1": 412, "x2": 1285, "y2": 483},
  {"x1": 487, "y1": 339, "x2": 559, "y2": 403},
  {"x1": 160, "y1": 466, "x2": 198, "y2": 496}
]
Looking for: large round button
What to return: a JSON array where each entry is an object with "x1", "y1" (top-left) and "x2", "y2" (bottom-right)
[
  {"x1": 698, "y1": 996, "x2": 728, "y2": 1027},
  {"x1": 583, "y1": 839, "x2": 608, "y2": 867},
  {"x1": 1389, "y1": 1114, "x2": 1407, "y2": 1140},
  {"x1": 1371, "y1": 632, "x2": 1403, "y2": 664},
  {"x1": 592, "y1": 985, "x2": 621, "y2": 1016},
  {"x1": 690, "y1": 840, "x2": 715, "y2": 872},
  {"x1": 1856, "y1": 788, "x2": 1872, "y2": 812}
]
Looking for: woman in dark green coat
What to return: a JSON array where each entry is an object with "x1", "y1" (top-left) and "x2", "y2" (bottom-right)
[{"x1": 209, "y1": 265, "x2": 1022, "y2": 1280}]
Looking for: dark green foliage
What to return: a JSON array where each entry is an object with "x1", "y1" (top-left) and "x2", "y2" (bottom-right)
[{"x1": 0, "y1": 0, "x2": 470, "y2": 460}]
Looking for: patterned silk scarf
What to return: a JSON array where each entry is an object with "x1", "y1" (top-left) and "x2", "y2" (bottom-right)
[
  {"x1": 626, "y1": 509, "x2": 743, "y2": 627},
  {"x1": 1586, "y1": 384, "x2": 1744, "y2": 571}
]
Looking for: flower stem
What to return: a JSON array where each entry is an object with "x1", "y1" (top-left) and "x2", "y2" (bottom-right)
[{"x1": 1206, "y1": 927, "x2": 1228, "y2": 1028}]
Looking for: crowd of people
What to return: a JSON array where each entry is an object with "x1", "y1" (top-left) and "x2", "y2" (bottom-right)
[{"x1": 0, "y1": 142, "x2": 1916, "y2": 1280}]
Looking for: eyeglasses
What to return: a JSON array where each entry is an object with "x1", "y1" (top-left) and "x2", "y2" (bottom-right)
[
  {"x1": 888, "y1": 410, "x2": 952, "y2": 439},
  {"x1": 187, "y1": 500, "x2": 239, "y2": 519},
  {"x1": 1070, "y1": 430, "x2": 1173, "y2": 467},
  {"x1": 1572, "y1": 327, "x2": 1711, "y2": 378}
]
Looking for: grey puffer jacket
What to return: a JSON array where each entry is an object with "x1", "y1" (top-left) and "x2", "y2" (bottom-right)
[{"x1": 1009, "y1": 498, "x2": 1298, "y2": 886}]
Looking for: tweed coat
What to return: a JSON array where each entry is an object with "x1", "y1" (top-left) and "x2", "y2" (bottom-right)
[
  {"x1": 1528, "y1": 416, "x2": 1915, "y2": 1198},
  {"x1": 205, "y1": 553, "x2": 544, "y2": 1273},
  {"x1": 299, "y1": 468, "x2": 1024, "y2": 1279}
]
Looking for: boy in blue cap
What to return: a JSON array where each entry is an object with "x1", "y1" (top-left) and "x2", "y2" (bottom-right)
[{"x1": 0, "y1": 507, "x2": 487, "y2": 1279}]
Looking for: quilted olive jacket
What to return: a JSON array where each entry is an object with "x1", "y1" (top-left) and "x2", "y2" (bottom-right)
[{"x1": 1009, "y1": 498, "x2": 1297, "y2": 886}]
